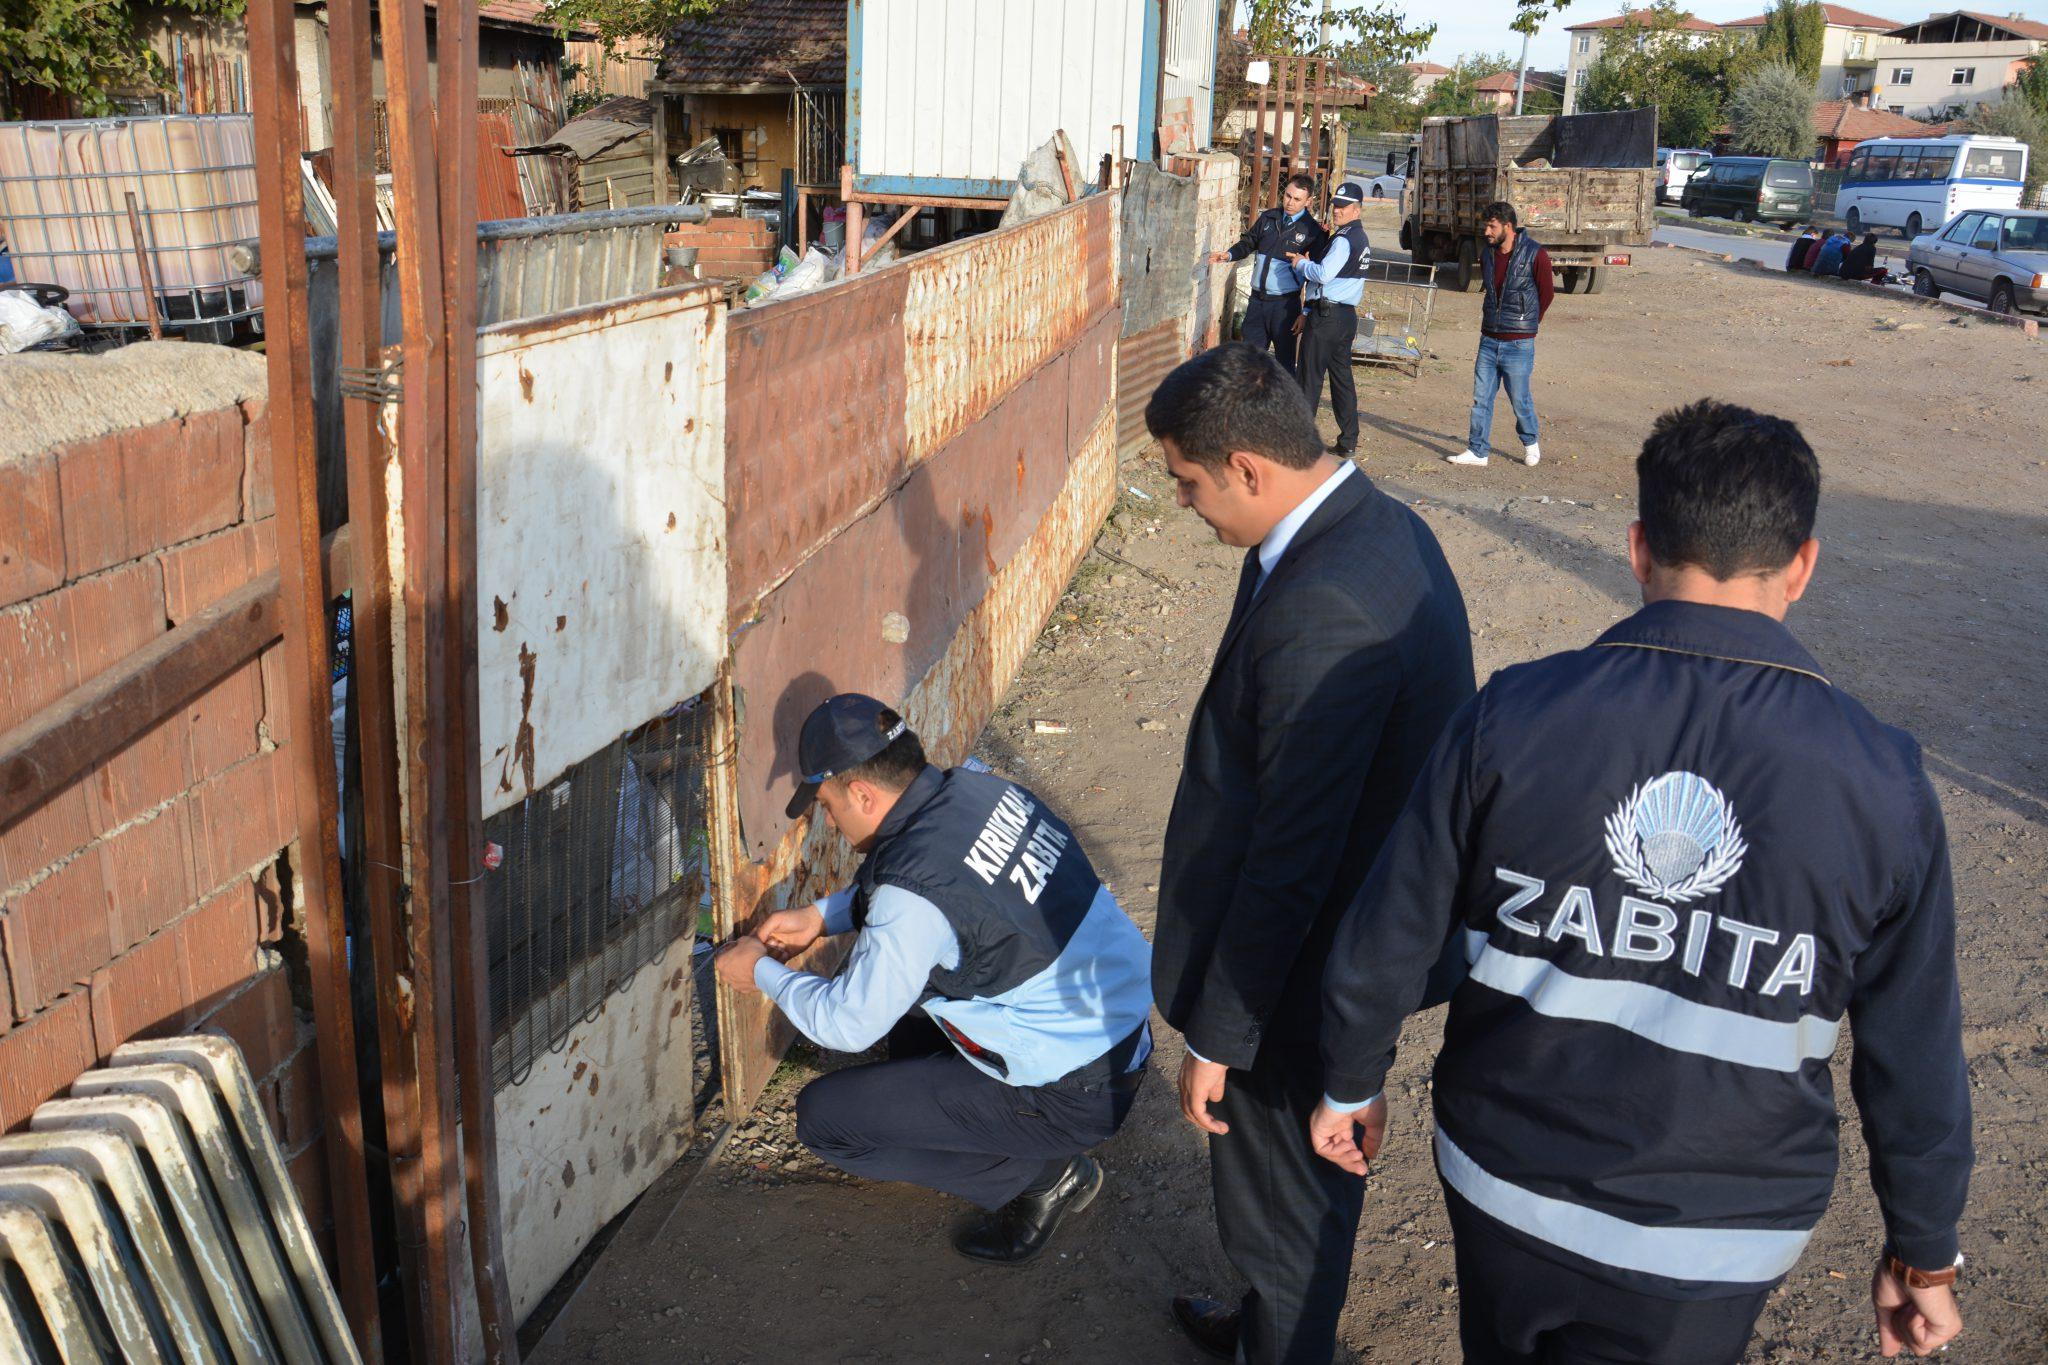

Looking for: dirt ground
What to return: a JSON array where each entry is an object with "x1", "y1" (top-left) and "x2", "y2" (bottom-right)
[{"x1": 535, "y1": 223, "x2": 2048, "y2": 1364}]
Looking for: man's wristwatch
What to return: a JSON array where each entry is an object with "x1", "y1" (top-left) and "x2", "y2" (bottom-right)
[{"x1": 1883, "y1": 1251, "x2": 1962, "y2": 1289}]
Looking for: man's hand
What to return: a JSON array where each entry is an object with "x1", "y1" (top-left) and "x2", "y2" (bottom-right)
[
  {"x1": 1178, "y1": 1052, "x2": 1231, "y2": 1136},
  {"x1": 1309, "y1": 1096, "x2": 1388, "y2": 1177},
  {"x1": 1284, "y1": 251, "x2": 1307, "y2": 267},
  {"x1": 1872, "y1": 1260, "x2": 1962, "y2": 1358},
  {"x1": 1291, "y1": 312, "x2": 1307, "y2": 336},
  {"x1": 753, "y1": 903, "x2": 827, "y2": 959},
  {"x1": 1208, "y1": 249, "x2": 1232, "y2": 264},
  {"x1": 714, "y1": 937, "x2": 768, "y2": 994}
]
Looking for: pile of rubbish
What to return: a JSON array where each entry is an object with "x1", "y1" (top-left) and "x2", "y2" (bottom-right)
[{"x1": 742, "y1": 215, "x2": 903, "y2": 306}]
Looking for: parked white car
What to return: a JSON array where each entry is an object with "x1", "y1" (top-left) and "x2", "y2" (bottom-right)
[{"x1": 1362, "y1": 173, "x2": 1405, "y2": 200}]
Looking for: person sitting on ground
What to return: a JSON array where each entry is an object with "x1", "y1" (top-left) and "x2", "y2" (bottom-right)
[
  {"x1": 713, "y1": 695, "x2": 1153, "y2": 1266},
  {"x1": 1842, "y1": 232, "x2": 1882, "y2": 283},
  {"x1": 1786, "y1": 226, "x2": 1823, "y2": 273},
  {"x1": 1811, "y1": 230, "x2": 1852, "y2": 278}
]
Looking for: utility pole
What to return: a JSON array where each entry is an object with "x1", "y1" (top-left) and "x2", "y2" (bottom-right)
[
  {"x1": 1320, "y1": 0, "x2": 1334, "y2": 51},
  {"x1": 1513, "y1": 25, "x2": 1531, "y2": 115}
]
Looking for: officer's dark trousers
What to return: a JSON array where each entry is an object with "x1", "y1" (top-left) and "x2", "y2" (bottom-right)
[
  {"x1": 1240, "y1": 293, "x2": 1301, "y2": 373},
  {"x1": 1209, "y1": 1040, "x2": 1366, "y2": 1364},
  {"x1": 1444, "y1": 1187, "x2": 1772, "y2": 1365},
  {"x1": 1297, "y1": 303, "x2": 1359, "y2": 452},
  {"x1": 794, "y1": 1017, "x2": 1142, "y2": 1210}
]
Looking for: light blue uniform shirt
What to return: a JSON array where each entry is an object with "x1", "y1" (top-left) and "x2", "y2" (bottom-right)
[
  {"x1": 1299, "y1": 229, "x2": 1367, "y2": 308},
  {"x1": 755, "y1": 885, "x2": 1152, "y2": 1084}
]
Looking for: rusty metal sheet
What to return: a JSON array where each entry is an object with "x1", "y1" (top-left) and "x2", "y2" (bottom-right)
[
  {"x1": 1116, "y1": 316, "x2": 1185, "y2": 462},
  {"x1": 1083, "y1": 190, "x2": 1121, "y2": 325},
  {"x1": 475, "y1": 285, "x2": 728, "y2": 819},
  {"x1": 1068, "y1": 306, "x2": 1121, "y2": 453},
  {"x1": 901, "y1": 197, "x2": 1094, "y2": 464},
  {"x1": 728, "y1": 345, "x2": 1079, "y2": 859},
  {"x1": 714, "y1": 403, "x2": 1120, "y2": 1115},
  {"x1": 724, "y1": 270, "x2": 910, "y2": 620}
]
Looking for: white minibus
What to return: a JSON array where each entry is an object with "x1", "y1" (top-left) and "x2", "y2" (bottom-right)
[{"x1": 1835, "y1": 135, "x2": 2029, "y2": 240}]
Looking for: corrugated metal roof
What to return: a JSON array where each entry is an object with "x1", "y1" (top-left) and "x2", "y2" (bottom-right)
[{"x1": 657, "y1": 0, "x2": 845, "y2": 89}]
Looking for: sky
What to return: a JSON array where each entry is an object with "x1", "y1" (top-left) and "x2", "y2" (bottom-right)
[{"x1": 1286, "y1": 2, "x2": 2048, "y2": 75}]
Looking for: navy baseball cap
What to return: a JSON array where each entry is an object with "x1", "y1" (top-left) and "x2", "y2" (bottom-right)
[
  {"x1": 1331, "y1": 181, "x2": 1365, "y2": 206},
  {"x1": 785, "y1": 693, "x2": 910, "y2": 818}
]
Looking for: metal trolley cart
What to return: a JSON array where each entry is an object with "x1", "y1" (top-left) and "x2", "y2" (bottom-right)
[{"x1": 1350, "y1": 260, "x2": 1438, "y2": 378}]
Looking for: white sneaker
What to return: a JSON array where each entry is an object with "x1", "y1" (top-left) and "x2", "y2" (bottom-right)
[
  {"x1": 1523, "y1": 443, "x2": 1542, "y2": 467},
  {"x1": 1445, "y1": 450, "x2": 1489, "y2": 467}
]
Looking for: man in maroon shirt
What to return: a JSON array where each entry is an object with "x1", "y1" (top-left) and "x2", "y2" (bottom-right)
[{"x1": 1448, "y1": 202, "x2": 1553, "y2": 469}]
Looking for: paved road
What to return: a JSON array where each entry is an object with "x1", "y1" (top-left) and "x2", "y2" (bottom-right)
[{"x1": 1651, "y1": 222, "x2": 1986, "y2": 312}]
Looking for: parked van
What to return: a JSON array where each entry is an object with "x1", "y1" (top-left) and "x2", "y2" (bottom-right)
[
  {"x1": 1835, "y1": 134, "x2": 2029, "y2": 241},
  {"x1": 1680, "y1": 157, "x2": 1813, "y2": 223},
  {"x1": 1654, "y1": 147, "x2": 1711, "y2": 205}
]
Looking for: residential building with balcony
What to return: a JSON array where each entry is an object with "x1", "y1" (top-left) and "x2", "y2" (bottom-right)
[
  {"x1": 1717, "y1": 5, "x2": 1902, "y2": 102},
  {"x1": 1862, "y1": 10, "x2": 2048, "y2": 118},
  {"x1": 1562, "y1": 9, "x2": 1721, "y2": 114}
]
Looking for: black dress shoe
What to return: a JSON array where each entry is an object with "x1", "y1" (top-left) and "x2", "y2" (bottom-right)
[
  {"x1": 1171, "y1": 1295, "x2": 1240, "y2": 1361},
  {"x1": 951, "y1": 1156, "x2": 1103, "y2": 1266}
]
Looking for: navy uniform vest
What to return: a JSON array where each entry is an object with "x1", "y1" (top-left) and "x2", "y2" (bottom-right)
[
  {"x1": 1249, "y1": 207, "x2": 1325, "y2": 294},
  {"x1": 853, "y1": 766, "x2": 1144, "y2": 1083},
  {"x1": 1328, "y1": 221, "x2": 1371, "y2": 281},
  {"x1": 1480, "y1": 230, "x2": 1544, "y2": 335}
]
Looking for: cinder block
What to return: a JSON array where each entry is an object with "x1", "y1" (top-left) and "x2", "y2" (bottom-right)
[
  {"x1": 197, "y1": 961, "x2": 299, "y2": 1078},
  {"x1": 0, "y1": 781, "x2": 94, "y2": 892},
  {"x1": 0, "y1": 454, "x2": 65, "y2": 610},
  {"x1": 189, "y1": 750, "x2": 289, "y2": 892},
  {"x1": 64, "y1": 561, "x2": 166, "y2": 683},
  {"x1": 178, "y1": 879, "x2": 262, "y2": 1013},
  {"x1": 87, "y1": 926, "x2": 191, "y2": 1058},
  {"x1": 99, "y1": 800, "x2": 196, "y2": 951},
  {"x1": 54, "y1": 431, "x2": 133, "y2": 578},
  {"x1": 87, "y1": 716, "x2": 189, "y2": 837},
  {"x1": 3, "y1": 852, "x2": 114, "y2": 1018},
  {"x1": 258, "y1": 644, "x2": 292, "y2": 747},
  {"x1": 181, "y1": 661, "x2": 264, "y2": 783},
  {"x1": 0, "y1": 991, "x2": 96, "y2": 1131},
  {"x1": 126, "y1": 410, "x2": 243, "y2": 555},
  {"x1": 158, "y1": 520, "x2": 276, "y2": 625},
  {"x1": 242, "y1": 402, "x2": 275, "y2": 521}
]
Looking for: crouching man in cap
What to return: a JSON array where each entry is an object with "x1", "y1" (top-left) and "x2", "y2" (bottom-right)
[{"x1": 714, "y1": 694, "x2": 1153, "y2": 1264}]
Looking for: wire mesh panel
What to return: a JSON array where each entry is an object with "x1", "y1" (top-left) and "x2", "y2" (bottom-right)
[
  {"x1": 1351, "y1": 260, "x2": 1438, "y2": 377},
  {"x1": 0, "y1": 115, "x2": 260, "y2": 330},
  {"x1": 484, "y1": 697, "x2": 715, "y2": 1089}
]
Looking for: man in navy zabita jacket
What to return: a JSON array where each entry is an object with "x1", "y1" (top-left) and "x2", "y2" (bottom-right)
[{"x1": 1312, "y1": 399, "x2": 1973, "y2": 1365}]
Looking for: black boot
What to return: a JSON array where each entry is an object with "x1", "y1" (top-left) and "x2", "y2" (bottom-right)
[
  {"x1": 950, "y1": 1156, "x2": 1103, "y2": 1266},
  {"x1": 1170, "y1": 1295, "x2": 1240, "y2": 1361}
]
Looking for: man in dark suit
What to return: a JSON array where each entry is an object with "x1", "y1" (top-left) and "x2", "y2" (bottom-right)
[{"x1": 1145, "y1": 343, "x2": 1476, "y2": 1363}]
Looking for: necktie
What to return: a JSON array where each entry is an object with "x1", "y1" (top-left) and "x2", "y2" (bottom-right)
[{"x1": 1228, "y1": 549, "x2": 1262, "y2": 632}]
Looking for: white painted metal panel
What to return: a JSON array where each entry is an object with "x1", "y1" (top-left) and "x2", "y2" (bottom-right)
[
  {"x1": 853, "y1": 0, "x2": 1149, "y2": 191},
  {"x1": 475, "y1": 287, "x2": 727, "y2": 820},
  {"x1": 1162, "y1": 0, "x2": 1219, "y2": 147}
]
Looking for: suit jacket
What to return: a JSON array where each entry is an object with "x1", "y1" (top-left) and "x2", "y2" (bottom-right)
[{"x1": 1153, "y1": 470, "x2": 1475, "y2": 1068}]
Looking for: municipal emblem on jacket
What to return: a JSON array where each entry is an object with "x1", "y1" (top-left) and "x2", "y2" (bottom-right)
[{"x1": 1603, "y1": 772, "x2": 1747, "y2": 903}]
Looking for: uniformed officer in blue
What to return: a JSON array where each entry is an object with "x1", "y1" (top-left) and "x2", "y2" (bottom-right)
[
  {"x1": 1209, "y1": 172, "x2": 1325, "y2": 375},
  {"x1": 713, "y1": 694, "x2": 1153, "y2": 1265},
  {"x1": 1310, "y1": 401, "x2": 1972, "y2": 1363},
  {"x1": 1285, "y1": 179, "x2": 1370, "y2": 457}
]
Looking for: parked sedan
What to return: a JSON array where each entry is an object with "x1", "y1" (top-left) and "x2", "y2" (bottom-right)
[
  {"x1": 1362, "y1": 173, "x2": 1405, "y2": 200},
  {"x1": 1907, "y1": 208, "x2": 2048, "y2": 315}
]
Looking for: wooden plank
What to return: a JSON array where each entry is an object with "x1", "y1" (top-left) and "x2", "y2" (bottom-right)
[{"x1": 244, "y1": 0, "x2": 387, "y2": 1350}]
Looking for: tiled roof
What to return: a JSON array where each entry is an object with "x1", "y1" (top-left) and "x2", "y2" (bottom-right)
[
  {"x1": 1720, "y1": 5, "x2": 1899, "y2": 28},
  {"x1": 1472, "y1": 71, "x2": 1521, "y2": 91},
  {"x1": 1404, "y1": 61, "x2": 1451, "y2": 75},
  {"x1": 1812, "y1": 98, "x2": 1935, "y2": 140},
  {"x1": 658, "y1": 0, "x2": 846, "y2": 89},
  {"x1": 1565, "y1": 9, "x2": 1719, "y2": 31}
]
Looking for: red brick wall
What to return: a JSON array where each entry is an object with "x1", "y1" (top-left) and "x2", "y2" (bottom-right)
[
  {"x1": 666, "y1": 217, "x2": 778, "y2": 280},
  {"x1": 0, "y1": 396, "x2": 333, "y2": 1240}
]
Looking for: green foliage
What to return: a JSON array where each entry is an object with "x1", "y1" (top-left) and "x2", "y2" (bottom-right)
[
  {"x1": 1243, "y1": 0, "x2": 1572, "y2": 72},
  {"x1": 2011, "y1": 53, "x2": 2048, "y2": 120},
  {"x1": 1419, "y1": 52, "x2": 1516, "y2": 118},
  {"x1": 1728, "y1": 61, "x2": 1816, "y2": 158},
  {"x1": 542, "y1": 0, "x2": 723, "y2": 52},
  {"x1": 1964, "y1": 95, "x2": 2047, "y2": 195},
  {"x1": 0, "y1": 0, "x2": 245, "y2": 118},
  {"x1": 1755, "y1": 0, "x2": 1825, "y2": 85},
  {"x1": 1577, "y1": 2, "x2": 1759, "y2": 149}
]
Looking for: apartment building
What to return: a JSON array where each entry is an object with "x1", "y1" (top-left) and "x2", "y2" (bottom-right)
[
  {"x1": 1562, "y1": 8, "x2": 1721, "y2": 114},
  {"x1": 1865, "y1": 10, "x2": 2048, "y2": 117},
  {"x1": 1718, "y1": 5, "x2": 1903, "y2": 101}
]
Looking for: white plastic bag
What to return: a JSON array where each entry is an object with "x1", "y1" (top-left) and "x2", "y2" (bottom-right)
[{"x1": 0, "y1": 291, "x2": 80, "y2": 353}]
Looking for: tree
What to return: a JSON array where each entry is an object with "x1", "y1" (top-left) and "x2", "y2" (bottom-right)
[
  {"x1": 2011, "y1": 52, "x2": 2048, "y2": 120},
  {"x1": 1728, "y1": 62, "x2": 1816, "y2": 158},
  {"x1": 1242, "y1": 0, "x2": 1575, "y2": 72},
  {"x1": 1419, "y1": 52, "x2": 1517, "y2": 119},
  {"x1": 1965, "y1": 95, "x2": 2048, "y2": 197},
  {"x1": 1755, "y1": 0, "x2": 1826, "y2": 85},
  {"x1": 1, "y1": 0, "x2": 245, "y2": 119},
  {"x1": 542, "y1": 0, "x2": 724, "y2": 53},
  {"x1": 1577, "y1": 2, "x2": 1759, "y2": 149}
]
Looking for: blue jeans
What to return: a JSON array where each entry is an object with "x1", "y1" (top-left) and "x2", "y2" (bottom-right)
[{"x1": 1468, "y1": 335, "x2": 1539, "y2": 457}]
